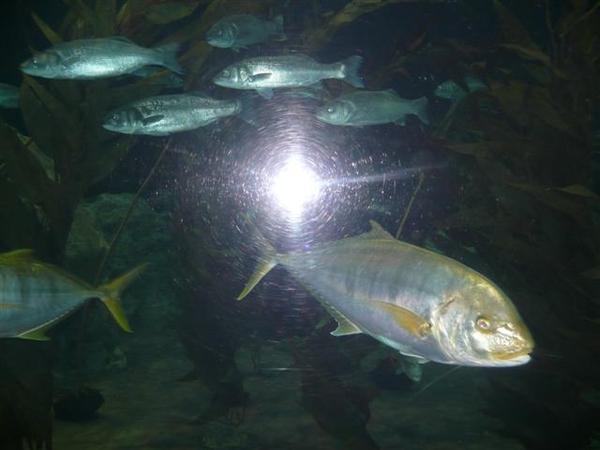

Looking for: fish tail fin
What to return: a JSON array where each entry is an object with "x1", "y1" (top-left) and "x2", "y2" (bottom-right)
[
  {"x1": 155, "y1": 42, "x2": 184, "y2": 75},
  {"x1": 237, "y1": 213, "x2": 279, "y2": 300},
  {"x1": 99, "y1": 263, "x2": 148, "y2": 332},
  {"x1": 340, "y1": 55, "x2": 364, "y2": 88},
  {"x1": 272, "y1": 15, "x2": 287, "y2": 40},
  {"x1": 412, "y1": 96, "x2": 429, "y2": 124}
]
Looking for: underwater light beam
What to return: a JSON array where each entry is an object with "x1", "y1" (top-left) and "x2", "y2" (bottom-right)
[{"x1": 269, "y1": 155, "x2": 322, "y2": 217}]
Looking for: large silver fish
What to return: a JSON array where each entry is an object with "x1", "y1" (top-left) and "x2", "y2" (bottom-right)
[
  {"x1": 212, "y1": 54, "x2": 364, "y2": 99},
  {"x1": 102, "y1": 92, "x2": 243, "y2": 136},
  {"x1": 0, "y1": 249, "x2": 146, "y2": 340},
  {"x1": 20, "y1": 37, "x2": 182, "y2": 80},
  {"x1": 238, "y1": 221, "x2": 534, "y2": 368},
  {"x1": 206, "y1": 14, "x2": 286, "y2": 50},
  {"x1": 316, "y1": 89, "x2": 429, "y2": 126}
]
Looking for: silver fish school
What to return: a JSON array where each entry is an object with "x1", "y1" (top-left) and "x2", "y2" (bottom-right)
[
  {"x1": 238, "y1": 221, "x2": 534, "y2": 368},
  {"x1": 0, "y1": 249, "x2": 146, "y2": 340}
]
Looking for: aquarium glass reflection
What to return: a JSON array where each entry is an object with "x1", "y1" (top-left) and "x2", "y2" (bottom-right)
[{"x1": 0, "y1": 1, "x2": 599, "y2": 450}]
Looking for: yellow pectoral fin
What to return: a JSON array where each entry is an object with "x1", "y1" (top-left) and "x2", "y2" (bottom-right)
[{"x1": 370, "y1": 301, "x2": 432, "y2": 338}]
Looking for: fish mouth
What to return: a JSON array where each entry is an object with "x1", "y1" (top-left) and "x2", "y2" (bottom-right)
[
  {"x1": 212, "y1": 75, "x2": 225, "y2": 86},
  {"x1": 20, "y1": 62, "x2": 33, "y2": 73},
  {"x1": 492, "y1": 346, "x2": 534, "y2": 364}
]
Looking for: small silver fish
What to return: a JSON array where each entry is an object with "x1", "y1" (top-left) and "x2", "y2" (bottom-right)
[
  {"x1": 238, "y1": 221, "x2": 534, "y2": 369},
  {"x1": 434, "y1": 76, "x2": 487, "y2": 102},
  {"x1": 316, "y1": 89, "x2": 429, "y2": 126},
  {"x1": 0, "y1": 249, "x2": 146, "y2": 340},
  {"x1": 20, "y1": 37, "x2": 183, "y2": 80},
  {"x1": 102, "y1": 92, "x2": 243, "y2": 136},
  {"x1": 206, "y1": 14, "x2": 286, "y2": 50},
  {"x1": 212, "y1": 54, "x2": 364, "y2": 99},
  {"x1": 0, "y1": 82, "x2": 19, "y2": 108}
]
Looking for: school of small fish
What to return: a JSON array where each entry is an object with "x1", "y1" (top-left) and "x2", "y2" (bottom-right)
[{"x1": 0, "y1": 11, "x2": 534, "y2": 373}]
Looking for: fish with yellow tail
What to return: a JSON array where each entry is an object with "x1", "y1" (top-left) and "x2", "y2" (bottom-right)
[
  {"x1": 0, "y1": 249, "x2": 147, "y2": 340},
  {"x1": 238, "y1": 221, "x2": 534, "y2": 370}
]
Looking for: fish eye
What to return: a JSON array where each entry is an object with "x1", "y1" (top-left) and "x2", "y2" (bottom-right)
[
  {"x1": 327, "y1": 106, "x2": 335, "y2": 113},
  {"x1": 217, "y1": 29, "x2": 223, "y2": 36},
  {"x1": 475, "y1": 316, "x2": 492, "y2": 331},
  {"x1": 106, "y1": 112, "x2": 120, "y2": 124}
]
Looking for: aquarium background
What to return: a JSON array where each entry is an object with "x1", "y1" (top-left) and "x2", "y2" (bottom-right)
[{"x1": 0, "y1": 0, "x2": 599, "y2": 449}]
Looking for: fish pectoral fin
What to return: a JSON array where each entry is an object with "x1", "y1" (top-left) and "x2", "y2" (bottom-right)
[
  {"x1": 248, "y1": 73, "x2": 272, "y2": 82},
  {"x1": 370, "y1": 301, "x2": 432, "y2": 338},
  {"x1": 141, "y1": 115, "x2": 164, "y2": 125},
  {"x1": 397, "y1": 355, "x2": 426, "y2": 382},
  {"x1": 256, "y1": 88, "x2": 274, "y2": 100}
]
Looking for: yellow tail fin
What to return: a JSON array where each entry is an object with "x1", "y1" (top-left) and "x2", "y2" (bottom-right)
[{"x1": 99, "y1": 263, "x2": 148, "y2": 332}]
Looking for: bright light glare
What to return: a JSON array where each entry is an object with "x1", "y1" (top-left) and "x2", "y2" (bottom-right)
[{"x1": 270, "y1": 156, "x2": 321, "y2": 217}]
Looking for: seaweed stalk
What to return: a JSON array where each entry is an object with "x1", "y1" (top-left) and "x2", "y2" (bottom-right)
[
  {"x1": 395, "y1": 172, "x2": 425, "y2": 240},
  {"x1": 74, "y1": 138, "x2": 172, "y2": 385}
]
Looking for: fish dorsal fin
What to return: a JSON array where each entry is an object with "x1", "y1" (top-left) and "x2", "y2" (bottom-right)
[
  {"x1": 369, "y1": 300, "x2": 432, "y2": 338},
  {"x1": 360, "y1": 221, "x2": 395, "y2": 241},
  {"x1": 106, "y1": 36, "x2": 136, "y2": 44},
  {"x1": 0, "y1": 249, "x2": 36, "y2": 261}
]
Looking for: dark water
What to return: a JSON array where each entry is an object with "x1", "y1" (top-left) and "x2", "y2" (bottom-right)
[{"x1": 0, "y1": 1, "x2": 599, "y2": 449}]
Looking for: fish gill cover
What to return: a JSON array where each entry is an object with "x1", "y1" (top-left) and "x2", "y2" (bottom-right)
[{"x1": 0, "y1": 0, "x2": 599, "y2": 449}]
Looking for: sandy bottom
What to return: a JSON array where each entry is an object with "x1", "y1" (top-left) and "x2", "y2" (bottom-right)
[{"x1": 53, "y1": 332, "x2": 524, "y2": 450}]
